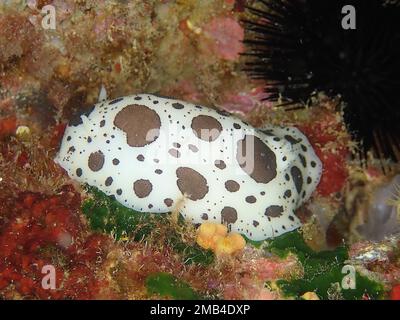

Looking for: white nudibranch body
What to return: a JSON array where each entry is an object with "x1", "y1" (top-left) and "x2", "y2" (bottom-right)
[{"x1": 55, "y1": 94, "x2": 322, "y2": 241}]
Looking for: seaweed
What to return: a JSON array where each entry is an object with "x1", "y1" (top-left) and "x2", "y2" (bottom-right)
[
  {"x1": 145, "y1": 272, "x2": 200, "y2": 300},
  {"x1": 81, "y1": 185, "x2": 160, "y2": 241},
  {"x1": 80, "y1": 187, "x2": 385, "y2": 299},
  {"x1": 81, "y1": 185, "x2": 214, "y2": 265},
  {"x1": 170, "y1": 236, "x2": 214, "y2": 266},
  {"x1": 264, "y1": 231, "x2": 385, "y2": 300}
]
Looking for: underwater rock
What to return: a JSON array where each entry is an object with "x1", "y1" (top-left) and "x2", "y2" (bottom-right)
[
  {"x1": 55, "y1": 94, "x2": 322, "y2": 241},
  {"x1": 201, "y1": 17, "x2": 244, "y2": 61}
]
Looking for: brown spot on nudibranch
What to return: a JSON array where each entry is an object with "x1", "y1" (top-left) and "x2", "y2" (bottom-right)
[
  {"x1": 216, "y1": 109, "x2": 230, "y2": 117},
  {"x1": 105, "y1": 177, "x2": 113, "y2": 186},
  {"x1": 201, "y1": 213, "x2": 209, "y2": 220},
  {"x1": 88, "y1": 151, "x2": 105, "y2": 172},
  {"x1": 164, "y1": 198, "x2": 173, "y2": 207},
  {"x1": 76, "y1": 168, "x2": 82, "y2": 177},
  {"x1": 245, "y1": 196, "x2": 257, "y2": 203},
  {"x1": 188, "y1": 144, "x2": 198, "y2": 153},
  {"x1": 284, "y1": 190, "x2": 292, "y2": 199},
  {"x1": 191, "y1": 115, "x2": 222, "y2": 142},
  {"x1": 285, "y1": 135, "x2": 301, "y2": 145},
  {"x1": 291, "y1": 166, "x2": 303, "y2": 193},
  {"x1": 168, "y1": 148, "x2": 181, "y2": 158},
  {"x1": 114, "y1": 104, "x2": 161, "y2": 147},
  {"x1": 261, "y1": 129, "x2": 274, "y2": 136},
  {"x1": 214, "y1": 160, "x2": 226, "y2": 170},
  {"x1": 299, "y1": 154, "x2": 307, "y2": 168},
  {"x1": 133, "y1": 179, "x2": 153, "y2": 198},
  {"x1": 265, "y1": 205, "x2": 284, "y2": 218},
  {"x1": 311, "y1": 161, "x2": 317, "y2": 168},
  {"x1": 221, "y1": 207, "x2": 238, "y2": 225},
  {"x1": 236, "y1": 135, "x2": 277, "y2": 184},
  {"x1": 109, "y1": 97, "x2": 124, "y2": 105},
  {"x1": 176, "y1": 167, "x2": 209, "y2": 201},
  {"x1": 225, "y1": 180, "x2": 240, "y2": 192},
  {"x1": 172, "y1": 102, "x2": 184, "y2": 109}
]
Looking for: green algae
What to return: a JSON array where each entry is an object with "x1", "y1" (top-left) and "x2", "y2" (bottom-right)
[
  {"x1": 81, "y1": 185, "x2": 161, "y2": 241},
  {"x1": 264, "y1": 230, "x2": 385, "y2": 300},
  {"x1": 81, "y1": 186, "x2": 384, "y2": 299},
  {"x1": 81, "y1": 185, "x2": 214, "y2": 265},
  {"x1": 146, "y1": 272, "x2": 200, "y2": 300}
]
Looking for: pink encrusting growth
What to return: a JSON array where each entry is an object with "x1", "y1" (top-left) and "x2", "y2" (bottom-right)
[{"x1": 202, "y1": 17, "x2": 244, "y2": 61}]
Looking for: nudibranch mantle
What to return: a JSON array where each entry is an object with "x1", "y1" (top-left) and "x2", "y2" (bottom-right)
[{"x1": 55, "y1": 94, "x2": 322, "y2": 241}]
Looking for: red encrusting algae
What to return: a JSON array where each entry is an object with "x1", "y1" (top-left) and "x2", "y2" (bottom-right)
[
  {"x1": 0, "y1": 186, "x2": 113, "y2": 299},
  {"x1": 298, "y1": 106, "x2": 350, "y2": 197}
]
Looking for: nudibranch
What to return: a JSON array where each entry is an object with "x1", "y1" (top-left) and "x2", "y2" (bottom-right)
[{"x1": 55, "y1": 94, "x2": 322, "y2": 241}]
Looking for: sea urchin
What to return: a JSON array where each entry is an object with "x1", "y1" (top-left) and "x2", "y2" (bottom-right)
[{"x1": 243, "y1": 0, "x2": 400, "y2": 161}]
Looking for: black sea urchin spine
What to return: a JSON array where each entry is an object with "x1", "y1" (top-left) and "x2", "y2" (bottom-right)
[{"x1": 243, "y1": 0, "x2": 400, "y2": 162}]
